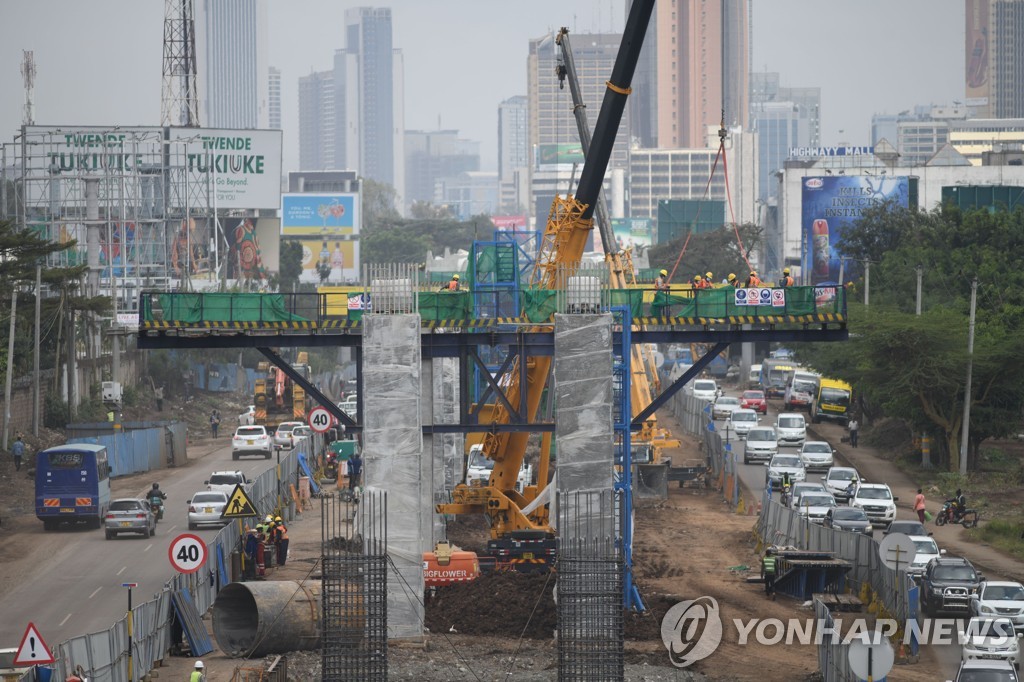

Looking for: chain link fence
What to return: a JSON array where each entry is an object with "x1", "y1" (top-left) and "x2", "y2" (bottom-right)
[{"x1": 663, "y1": 389, "x2": 739, "y2": 507}]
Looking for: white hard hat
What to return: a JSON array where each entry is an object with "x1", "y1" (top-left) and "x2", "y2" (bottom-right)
[{"x1": 195, "y1": 661, "x2": 204, "y2": 669}]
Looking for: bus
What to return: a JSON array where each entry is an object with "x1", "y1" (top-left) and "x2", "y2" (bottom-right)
[
  {"x1": 811, "y1": 379, "x2": 853, "y2": 426},
  {"x1": 35, "y1": 443, "x2": 111, "y2": 530},
  {"x1": 760, "y1": 359, "x2": 798, "y2": 398}
]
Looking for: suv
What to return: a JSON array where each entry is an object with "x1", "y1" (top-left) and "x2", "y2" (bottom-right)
[
  {"x1": 954, "y1": 659, "x2": 1020, "y2": 682},
  {"x1": 205, "y1": 470, "x2": 250, "y2": 496},
  {"x1": 920, "y1": 556, "x2": 984, "y2": 616},
  {"x1": 232, "y1": 425, "x2": 272, "y2": 460},
  {"x1": 273, "y1": 421, "x2": 305, "y2": 449},
  {"x1": 690, "y1": 379, "x2": 718, "y2": 401},
  {"x1": 849, "y1": 482, "x2": 898, "y2": 529}
]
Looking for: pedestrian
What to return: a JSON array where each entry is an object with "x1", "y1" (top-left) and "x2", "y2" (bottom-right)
[
  {"x1": 190, "y1": 660, "x2": 206, "y2": 682},
  {"x1": 11, "y1": 435, "x2": 25, "y2": 472},
  {"x1": 848, "y1": 418, "x2": 859, "y2": 448},
  {"x1": 154, "y1": 384, "x2": 165, "y2": 412},
  {"x1": 274, "y1": 515, "x2": 289, "y2": 566},
  {"x1": 441, "y1": 273, "x2": 461, "y2": 291},
  {"x1": 915, "y1": 488, "x2": 927, "y2": 524},
  {"x1": 654, "y1": 269, "x2": 670, "y2": 291},
  {"x1": 745, "y1": 270, "x2": 762, "y2": 287},
  {"x1": 210, "y1": 410, "x2": 220, "y2": 438},
  {"x1": 762, "y1": 547, "x2": 777, "y2": 598},
  {"x1": 779, "y1": 267, "x2": 794, "y2": 287},
  {"x1": 347, "y1": 451, "x2": 363, "y2": 490},
  {"x1": 66, "y1": 664, "x2": 89, "y2": 682}
]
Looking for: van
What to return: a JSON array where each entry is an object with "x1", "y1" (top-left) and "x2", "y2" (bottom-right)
[
  {"x1": 775, "y1": 412, "x2": 807, "y2": 447},
  {"x1": 784, "y1": 371, "x2": 820, "y2": 411},
  {"x1": 748, "y1": 364, "x2": 762, "y2": 388},
  {"x1": 465, "y1": 444, "x2": 532, "y2": 493},
  {"x1": 811, "y1": 378, "x2": 853, "y2": 426}
]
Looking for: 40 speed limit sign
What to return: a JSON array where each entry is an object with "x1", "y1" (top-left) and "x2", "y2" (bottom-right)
[
  {"x1": 308, "y1": 406, "x2": 334, "y2": 433},
  {"x1": 169, "y1": 533, "x2": 207, "y2": 574}
]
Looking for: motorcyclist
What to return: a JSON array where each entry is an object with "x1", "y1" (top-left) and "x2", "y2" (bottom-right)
[
  {"x1": 945, "y1": 489, "x2": 967, "y2": 521},
  {"x1": 845, "y1": 477, "x2": 860, "y2": 499},
  {"x1": 148, "y1": 483, "x2": 167, "y2": 520}
]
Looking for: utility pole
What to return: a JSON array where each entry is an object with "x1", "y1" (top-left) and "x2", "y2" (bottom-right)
[
  {"x1": 915, "y1": 265, "x2": 923, "y2": 315},
  {"x1": 2, "y1": 287, "x2": 17, "y2": 450},
  {"x1": 863, "y1": 261, "x2": 870, "y2": 306},
  {"x1": 959, "y1": 278, "x2": 978, "y2": 475}
]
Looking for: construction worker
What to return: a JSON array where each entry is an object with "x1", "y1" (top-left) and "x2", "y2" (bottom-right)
[
  {"x1": 654, "y1": 269, "x2": 670, "y2": 291},
  {"x1": 745, "y1": 270, "x2": 762, "y2": 287},
  {"x1": 274, "y1": 515, "x2": 289, "y2": 566},
  {"x1": 692, "y1": 274, "x2": 702, "y2": 289},
  {"x1": 780, "y1": 267, "x2": 795, "y2": 287},
  {"x1": 347, "y1": 451, "x2": 363, "y2": 490},
  {"x1": 762, "y1": 547, "x2": 777, "y2": 598},
  {"x1": 727, "y1": 273, "x2": 740, "y2": 288},
  {"x1": 263, "y1": 515, "x2": 277, "y2": 568},
  {"x1": 441, "y1": 273, "x2": 461, "y2": 291},
  {"x1": 243, "y1": 527, "x2": 259, "y2": 580},
  {"x1": 704, "y1": 271, "x2": 714, "y2": 288},
  {"x1": 190, "y1": 660, "x2": 206, "y2": 682}
]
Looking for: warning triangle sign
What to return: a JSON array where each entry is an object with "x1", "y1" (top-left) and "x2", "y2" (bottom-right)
[
  {"x1": 14, "y1": 622, "x2": 55, "y2": 666},
  {"x1": 221, "y1": 484, "x2": 259, "y2": 519}
]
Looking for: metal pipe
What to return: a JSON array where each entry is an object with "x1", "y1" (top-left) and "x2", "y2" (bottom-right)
[{"x1": 212, "y1": 580, "x2": 324, "y2": 657}]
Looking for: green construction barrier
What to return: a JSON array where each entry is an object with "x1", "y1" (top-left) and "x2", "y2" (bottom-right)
[
  {"x1": 329, "y1": 440, "x2": 358, "y2": 461},
  {"x1": 521, "y1": 289, "x2": 559, "y2": 322},
  {"x1": 157, "y1": 293, "x2": 306, "y2": 322},
  {"x1": 649, "y1": 287, "x2": 822, "y2": 318},
  {"x1": 419, "y1": 291, "x2": 473, "y2": 320},
  {"x1": 608, "y1": 289, "x2": 645, "y2": 318}
]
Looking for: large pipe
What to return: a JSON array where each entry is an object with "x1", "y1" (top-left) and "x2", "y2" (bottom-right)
[{"x1": 212, "y1": 581, "x2": 322, "y2": 658}]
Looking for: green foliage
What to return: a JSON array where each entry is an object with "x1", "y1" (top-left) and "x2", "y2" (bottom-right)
[
  {"x1": 361, "y1": 214, "x2": 490, "y2": 267},
  {"x1": 278, "y1": 240, "x2": 304, "y2": 292},
  {"x1": 44, "y1": 393, "x2": 69, "y2": 429},
  {"x1": 361, "y1": 178, "x2": 401, "y2": 225},
  {"x1": 973, "y1": 519, "x2": 1024, "y2": 561},
  {"x1": 646, "y1": 223, "x2": 762, "y2": 283}
]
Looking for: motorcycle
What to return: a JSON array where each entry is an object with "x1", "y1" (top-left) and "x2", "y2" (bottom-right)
[
  {"x1": 148, "y1": 495, "x2": 165, "y2": 522},
  {"x1": 935, "y1": 500, "x2": 978, "y2": 528}
]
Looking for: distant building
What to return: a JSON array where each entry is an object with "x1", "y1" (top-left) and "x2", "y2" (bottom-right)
[
  {"x1": 750, "y1": 72, "x2": 820, "y2": 202},
  {"x1": 436, "y1": 171, "x2": 499, "y2": 220},
  {"x1": 966, "y1": 0, "x2": 1024, "y2": 118},
  {"x1": 405, "y1": 130, "x2": 481, "y2": 211},
  {"x1": 498, "y1": 96, "x2": 528, "y2": 213},
  {"x1": 195, "y1": 0, "x2": 269, "y2": 128},
  {"x1": 298, "y1": 69, "x2": 335, "y2": 171},
  {"x1": 268, "y1": 66, "x2": 281, "y2": 130}
]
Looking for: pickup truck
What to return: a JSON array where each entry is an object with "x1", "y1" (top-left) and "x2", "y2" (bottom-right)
[{"x1": 919, "y1": 556, "x2": 983, "y2": 616}]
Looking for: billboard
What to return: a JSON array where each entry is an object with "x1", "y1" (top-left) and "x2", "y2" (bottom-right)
[
  {"x1": 224, "y1": 218, "x2": 270, "y2": 281},
  {"x1": 280, "y1": 193, "x2": 360, "y2": 236},
  {"x1": 296, "y1": 238, "x2": 360, "y2": 284},
  {"x1": 611, "y1": 217, "x2": 653, "y2": 250},
  {"x1": 491, "y1": 215, "x2": 527, "y2": 230},
  {"x1": 169, "y1": 128, "x2": 283, "y2": 209},
  {"x1": 966, "y1": 0, "x2": 990, "y2": 109},
  {"x1": 801, "y1": 175, "x2": 910, "y2": 284},
  {"x1": 535, "y1": 142, "x2": 584, "y2": 169}
]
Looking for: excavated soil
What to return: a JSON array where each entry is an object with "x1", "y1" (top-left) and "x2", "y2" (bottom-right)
[{"x1": 426, "y1": 571, "x2": 557, "y2": 638}]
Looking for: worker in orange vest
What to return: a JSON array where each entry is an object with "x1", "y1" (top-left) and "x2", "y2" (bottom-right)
[
  {"x1": 727, "y1": 273, "x2": 740, "y2": 288},
  {"x1": 704, "y1": 271, "x2": 714, "y2": 288},
  {"x1": 779, "y1": 268, "x2": 795, "y2": 287},
  {"x1": 745, "y1": 270, "x2": 762, "y2": 287},
  {"x1": 441, "y1": 274, "x2": 461, "y2": 291},
  {"x1": 274, "y1": 516, "x2": 289, "y2": 566}
]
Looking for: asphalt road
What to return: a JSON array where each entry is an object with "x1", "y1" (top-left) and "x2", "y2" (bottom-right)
[{"x1": 0, "y1": 438, "x2": 278, "y2": 648}]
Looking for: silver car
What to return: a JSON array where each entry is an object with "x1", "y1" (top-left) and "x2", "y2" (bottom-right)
[
  {"x1": 187, "y1": 490, "x2": 230, "y2": 530},
  {"x1": 743, "y1": 427, "x2": 778, "y2": 464},
  {"x1": 800, "y1": 441, "x2": 835, "y2": 471},
  {"x1": 104, "y1": 498, "x2": 156, "y2": 540}
]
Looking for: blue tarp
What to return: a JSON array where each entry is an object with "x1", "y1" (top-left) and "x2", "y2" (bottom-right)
[
  {"x1": 68, "y1": 428, "x2": 162, "y2": 477},
  {"x1": 192, "y1": 362, "x2": 242, "y2": 392}
]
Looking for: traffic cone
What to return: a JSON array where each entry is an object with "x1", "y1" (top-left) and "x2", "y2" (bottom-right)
[{"x1": 736, "y1": 498, "x2": 746, "y2": 515}]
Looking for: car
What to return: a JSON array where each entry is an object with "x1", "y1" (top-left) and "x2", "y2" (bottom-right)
[
  {"x1": 907, "y1": 535, "x2": 945, "y2": 576},
  {"x1": 232, "y1": 425, "x2": 272, "y2": 460},
  {"x1": 104, "y1": 498, "x2": 156, "y2": 539},
  {"x1": 849, "y1": 482, "x2": 898, "y2": 528},
  {"x1": 799, "y1": 441, "x2": 835, "y2": 471},
  {"x1": 205, "y1": 470, "x2": 250, "y2": 496},
  {"x1": 920, "y1": 555, "x2": 983, "y2": 616},
  {"x1": 775, "y1": 412, "x2": 807, "y2": 447},
  {"x1": 824, "y1": 506, "x2": 873, "y2": 536},
  {"x1": 690, "y1": 379, "x2": 718, "y2": 402},
  {"x1": 291, "y1": 424, "x2": 312, "y2": 441},
  {"x1": 790, "y1": 481, "x2": 828, "y2": 506},
  {"x1": 187, "y1": 490, "x2": 230, "y2": 530},
  {"x1": 725, "y1": 409, "x2": 760, "y2": 439},
  {"x1": 885, "y1": 519, "x2": 930, "y2": 537},
  {"x1": 971, "y1": 582, "x2": 1024, "y2": 632},
  {"x1": 743, "y1": 427, "x2": 778, "y2": 464},
  {"x1": 339, "y1": 397, "x2": 358, "y2": 415},
  {"x1": 765, "y1": 453, "x2": 806, "y2": 488},
  {"x1": 960, "y1": 617, "x2": 1020, "y2": 670},
  {"x1": 953, "y1": 659, "x2": 1020, "y2": 682},
  {"x1": 712, "y1": 395, "x2": 742, "y2": 420},
  {"x1": 793, "y1": 491, "x2": 836, "y2": 524},
  {"x1": 273, "y1": 421, "x2": 305, "y2": 449},
  {"x1": 740, "y1": 389, "x2": 767, "y2": 414},
  {"x1": 822, "y1": 466, "x2": 860, "y2": 502},
  {"x1": 238, "y1": 405, "x2": 255, "y2": 426}
]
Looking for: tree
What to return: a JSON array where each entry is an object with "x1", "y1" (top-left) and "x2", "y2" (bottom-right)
[
  {"x1": 277, "y1": 240, "x2": 304, "y2": 292},
  {"x1": 361, "y1": 178, "x2": 401, "y2": 226},
  {"x1": 647, "y1": 222, "x2": 762, "y2": 283}
]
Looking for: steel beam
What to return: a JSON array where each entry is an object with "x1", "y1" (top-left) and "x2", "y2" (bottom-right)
[
  {"x1": 631, "y1": 342, "x2": 729, "y2": 428},
  {"x1": 255, "y1": 348, "x2": 355, "y2": 431}
]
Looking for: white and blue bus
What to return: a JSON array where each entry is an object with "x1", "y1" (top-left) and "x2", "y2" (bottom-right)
[{"x1": 35, "y1": 443, "x2": 111, "y2": 530}]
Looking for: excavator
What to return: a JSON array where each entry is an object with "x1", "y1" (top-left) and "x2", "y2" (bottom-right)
[{"x1": 438, "y1": 0, "x2": 658, "y2": 569}]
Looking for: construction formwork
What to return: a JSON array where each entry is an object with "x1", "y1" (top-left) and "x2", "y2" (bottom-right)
[{"x1": 321, "y1": 491, "x2": 388, "y2": 681}]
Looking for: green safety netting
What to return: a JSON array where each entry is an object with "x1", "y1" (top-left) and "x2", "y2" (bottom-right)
[
  {"x1": 419, "y1": 291, "x2": 473, "y2": 320},
  {"x1": 155, "y1": 293, "x2": 307, "y2": 322},
  {"x1": 521, "y1": 289, "x2": 559, "y2": 322},
  {"x1": 475, "y1": 247, "x2": 497, "y2": 275},
  {"x1": 649, "y1": 287, "x2": 822, "y2": 318},
  {"x1": 608, "y1": 289, "x2": 645, "y2": 318}
]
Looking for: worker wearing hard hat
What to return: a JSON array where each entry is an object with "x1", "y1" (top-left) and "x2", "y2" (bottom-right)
[
  {"x1": 442, "y1": 273, "x2": 461, "y2": 291},
  {"x1": 745, "y1": 270, "x2": 762, "y2": 287},
  {"x1": 274, "y1": 515, "x2": 290, "y2": 566},
  {"x1": 693, "y1": 274, "x2": 709, "y2": 290},
  {"x1": 704, "y1": 271, "x2": 714, "y2": 288},
  {"x1": 780, "y1": 267, "x2": 795, "y2": 287},
  {"x1": 654, "y1": 269, "x2": 670, "y2": 291},
  {"x1": 190, "y1": 661, "x2": 206, "y2": 682},
  {"x1": 727, "y1": 273, "x2": 740, "y2": 288}
]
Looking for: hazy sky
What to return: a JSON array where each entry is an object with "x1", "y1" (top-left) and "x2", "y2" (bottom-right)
[{"x1": 0, "y1": 1, "x2": 964, "y2": 173}]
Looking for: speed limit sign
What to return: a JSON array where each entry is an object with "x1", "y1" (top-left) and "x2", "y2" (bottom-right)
[
  {"x1": 169, "y1": 533, "x2": 207, "y2": 574},
  {"x1": 308, "y1": 406, "x2": 333, "y2": 433}
]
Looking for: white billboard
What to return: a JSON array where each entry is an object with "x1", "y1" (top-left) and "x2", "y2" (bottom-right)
[{"x1": 169, "y1": 127, "x2": 282, "y2": 209}]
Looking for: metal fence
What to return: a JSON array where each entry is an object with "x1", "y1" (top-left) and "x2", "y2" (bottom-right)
[
  {"x1": 663, "y1": 390, "x2": 739, "y2": 506},
  {"x1": 42, "y1": 446, "x2": 303, "y2": 681},
  {"x1": 814, "y1": 598, "x2": 855, "y2": 682}
]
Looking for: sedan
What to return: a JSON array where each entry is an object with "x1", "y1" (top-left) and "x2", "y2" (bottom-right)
[
  {"x1": 765, "y1": 454, "x2": 806, "y2": 488},
  {"x1": 822, "y1": 466, "x2": 860, "y2": 502},
  {"x1": 740, "y1": 390, "x2": 767, "y2": 414},
  {"x1": 793, "y1": 492, "x2": 837, "y2": 524},
  {"x1": 233, "y1": 425, "x2": 272, "y2": 460},
  {"x1": 273, "y1": 421, "x2": 305, "y2": 449},
  {"x1": 712, "y1": 396, "x2": 742, "y2": 420},
  {"x1": 971, "y1": 582, "x2": 1024, "y2": 632},
  {"x1": 104, "y1": 498, "x2": 156, "y2": 540},
  {"x1": 187, "y1": 490, "x2": 230, "y2": 530},
  {"x1": 824, "y1": 507, "x2": 873, "y2": 536},
  {"x1": 885, "y1": 520, "x2": 930, "y2": 537},
  {"x1": 800, "y1": 441, "x2": 835, "y2": 471},
  {"x1": 726, "y1": 409, "x2": 759, "y2": 439}
]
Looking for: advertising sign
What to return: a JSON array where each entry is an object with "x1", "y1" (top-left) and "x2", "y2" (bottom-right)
[
  {"x1": 611, "y1": 217, "x2": 653, "y2": 249},
  {"x1": 965, "y1": 0, "x2": 991, "y2": 110},
  {"x1": 535, "y1": 142, "x2": 584, "y2": 168},
  {"x1": 169, "y1": 127, "x2": 283, "y2": 209},
  {"x1": 297, "y1": 238, "x2": 360, "y2": 284},
  {"x1": 281, "y1": 193, "x2": 359, "y2": 236},
  {"x1": 801, "y1": 176, "x2": 909, "y2": 284},
  {"x1": 491, "y1": 215, "x2": 527, "y2": 230}
]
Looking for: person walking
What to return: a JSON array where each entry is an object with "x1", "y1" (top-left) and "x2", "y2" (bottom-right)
[
  {"x1": 762, "y1": 547, "x2": 777, "y2": 598},
  {"x1": 189, "y1": 660, "x2": 206, "y2": 682},
  {"x1": 347, "y1": 451, "x2": 363, "y2": 490},
  {"x1": 11, "y1": 435, "x2": 25, "y2": 472},
  {"x1": 154, "y1": 384, "x2": 165, "y2": 412},
  {"x1": 210, "y1": 411, "x2": 220, "y2": 438},
  {"x1": 915, "y1": 488, "x2": 927, "y2": 524},
  {"x1": 848, "y1": 418, "x2": 860, "y2": 448}
]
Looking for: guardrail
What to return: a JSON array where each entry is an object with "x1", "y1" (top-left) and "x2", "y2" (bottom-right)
[{"x1": 42, "y1": 445, "x2": 303, "y2": 681}]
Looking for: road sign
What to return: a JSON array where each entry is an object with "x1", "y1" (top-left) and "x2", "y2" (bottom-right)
[
  {"x1": 221, "y1": 484, "x2": 259, "y2": 519},
  {"x1": 878, "y1": 533, "x2": 916, "y2": 572},
  {"x1": 847, "y1": 637, "x2": 894, "y2": 680},
  {"x1": 308, "y1": 406, "x2": 333, "y2": 433},
  {"x1": 169, "y1": 533, "x2": 207, "y2": 574},
  {"x1": 13, "y1": 622, "x2": 55, "y2": 666}
]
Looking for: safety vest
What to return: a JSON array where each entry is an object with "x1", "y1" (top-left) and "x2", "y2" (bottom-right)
[
  {"x1": 763, "y1": 555, "x2": 776, "y2": 575},
  {"x1": 190, "y1": 671, "x2": 206, "y2": 682},
  {"x1": 747, "y1": 276, "x2": 762, "y2": 287},
  {"x1": 447, "y1": 280, "x2": 459, "y2": 291},
  {"x1": 276, "y1": 524, "x2": 288, "y2": 541},
  {"x1": 781, "y1": 275, "x2": 794, "y2": 287}
]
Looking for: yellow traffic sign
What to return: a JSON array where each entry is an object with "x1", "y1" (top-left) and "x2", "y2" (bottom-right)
[{"x1": 221, "y1": 484, "x2": 259, "y2": 519}]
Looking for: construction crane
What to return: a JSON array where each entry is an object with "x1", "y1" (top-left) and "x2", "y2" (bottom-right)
[{"x1": 439, "y1": 0, "x2": 657, "y2": 562}]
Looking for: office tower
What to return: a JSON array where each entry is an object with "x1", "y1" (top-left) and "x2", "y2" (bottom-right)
[
  {"x1": 967, "y1": 0, "x2": 1024, "y2": 118},
  {"x1": 749, "y1": 72, "x2": 820, "y2": 201},
  {"x1": 195, "y1": 0, "x2": 269, "y2": 128},
  {"x1": 405, "y1": 130, "x2": 480, "y2": 208},
  {"x1": 498, "y1": 96, "x2": 528, "y2": 212},
  {"x1": 298, "y1": 69, "x2": 335, "y2": 171},
  {"x1": 268, "y1": 66, "x2": 281, "y2": 130}
]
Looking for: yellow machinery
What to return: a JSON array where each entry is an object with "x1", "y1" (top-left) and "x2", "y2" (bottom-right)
[{"x1": 254, "y1": 351, "x2": 311, "y2": 429}]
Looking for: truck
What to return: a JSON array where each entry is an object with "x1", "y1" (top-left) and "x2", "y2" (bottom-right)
[
  {"x1": 760, "y1": 358, "x2": 798, "y2": 398},
  {"x1": 254, "y1": 351, "x2": 312, "y2": 430},
  {"x1": 810, "y1": 378, "x2": 852, "y2": 426}
]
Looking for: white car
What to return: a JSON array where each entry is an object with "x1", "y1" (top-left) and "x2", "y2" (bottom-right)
[
  {"x1": 971, "y1": 582, "x2": 1024, "y2": 632},
  {"x1": 793, "y1": 491, "x2": 836, "y2": 524},
  {"x1": 822, "y1": 466, "x2": 860, "y2": 501},
  {"x1": 205, "y1": 470, "x2": 250, "y2": 496},
  {"x1": 465, "y1": 444, "x2": 532, "y2": 493},
  {"x1": 338, "y1": 397, "x2": 358, "y2": 416},
  {"x1": 849, "y1": 482, "x2": 898, "y2": 528},
  {"x1": 765, "y1": 453, "x2": 806, "y2": 488},
  {"x1": 743, "y1": 427, "x2": 778, "y2": 464},
  {"x1": 232, "y1": 425, "x2": 272, "y2": 460},
  {"x1": 690, "y1": 379, "x2": 718, "y2": 402},
  {"x1": 959, "y1": 617, "x2": 1021, "y2": 669},
  {"x1": 238, "y1": 405, "x2": 255, "y2": 426},
  {"x1": 273, "y1": 421, "x2": 305, "y2": 449},
  {"x1": 907, "y1": 535, "x2": 945, "y2": 576},
  {"x1": 726, "y1": 409, "x2": 760, "y2": 439},
  {"x1": 799, "y1": 441, "x2": 835, "y2": 471},
  {"x1": 790, "y1": 482, "x2": 828, "y2": 507},
  {"x1": 712, "y1": 395, "x2": 742, "y2": 420},
  {"x1": 187, "y1": 490, "x2": 230, "y2": 530},
  {"x1": 775, "y1": 412, "x2": 807, "y2": 447}
]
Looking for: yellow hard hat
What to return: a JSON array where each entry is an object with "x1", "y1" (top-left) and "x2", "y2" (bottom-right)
[
  {"x1": 783, "y1": 267, "x2": 791, "y2": 274},
  {"x1": 750, "y1": 270, "x2": 758, "y2": 276},
  {"x1": 728, "y1": 273, "x2": 736, "y2": 281},
  {"x1": 275, "y1": 516, "x2": 282, "y2": 522},
  {"x1": 660, "y1": 269, "x2": 667, "y2": 277},
  {"x1": 693, "y1": 275, "x2": 701, "y2": 282},
  {"x1": 705, "y1": 272, "x2": 713, "y2": 279},
  {"x1": 452, "y1": 274, "x2": 460, "y2": 280}
]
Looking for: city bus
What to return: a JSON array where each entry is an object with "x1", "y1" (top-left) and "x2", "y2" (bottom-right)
[
  {"x1": 35, "y1": 443, "x2": 111, "y2": 530},
  {"x1": 810, "y1": 379, "x2": 853, "y2": 426},
  {"x1": 760, "y1": 358, "x2": 797, "y2": 398}
]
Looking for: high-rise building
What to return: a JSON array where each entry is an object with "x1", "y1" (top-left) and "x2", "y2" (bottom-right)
[
  {"x1": 195, "y1": 0, "x2": 269, "y2": 128},
  {"x1": 967, "y1": 0, "x2": 1024, "y2": 118},
  {"x1": 405, "y1": 130, "x2": 480, "y2": 209},
  {"x1": 298, "y1": 69, "x2": 334, "y2": 171},
  {"x1": 655, "y1": 0, "x2": 749, "y2": 148},
  {"x1": 497, "y1": 96, "x2": 528, "y2": 212},
  {"x1": 268, "y1": 66, "x2": 281, "y2": 130},
  {"x1": 749, "y1": 72, "x2": 820, "y2": 202}
]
